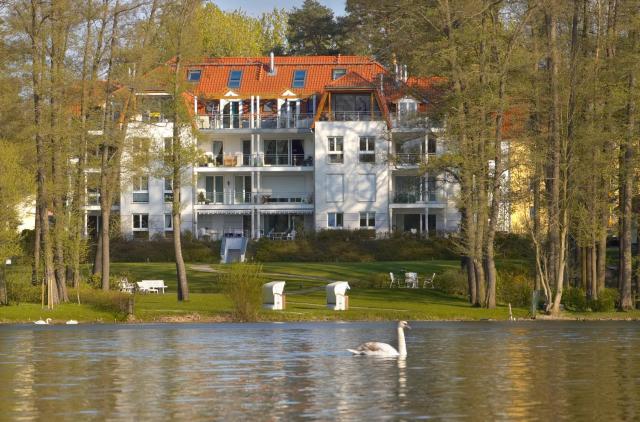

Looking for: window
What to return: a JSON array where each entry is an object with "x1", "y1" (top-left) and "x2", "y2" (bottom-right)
[
  {"x1": 132, "y1": 176, "x2": 149, "y2": 203},
  {"x1": 164, "y1": 213, "x2": 173, "y2": 231},
  {"x1": 228, "y1": 70, "x2": 242, "y2": 88},
  {"x1": 292, "y1": 70, "x2": 307, "y2": 88},
  {"x1": 328, "y1": 137, "x2": 343, "y2": 164},
  {"x1": 427, "y1": 136, "x2": 437, "y2": 154},
  {"x1": 360, "y1": 212, "x2": 375, "y2": 228},
  {"x1": 332, "y1": 68, "x2": 346, "y2": 80},
  {"x1": 328, "y1": 212, "x2": 344, "y2": 228},
  {"x1": 132, "y1": 214, "x2": 149, "y2": 230},
  {"x1": 164, "y1": 178, "x2": 173, "y2": 202},
  {"x1": 359, "y1": 137, "x2": 375, "y2": 163},
  {"x1": 187, "y1": 69, "x2": 201, "y2": 82}
]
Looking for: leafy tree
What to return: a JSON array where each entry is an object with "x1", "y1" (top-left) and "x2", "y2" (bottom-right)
[{"x1": 287, "y1": 0, "x2": 341, "y2": 55}]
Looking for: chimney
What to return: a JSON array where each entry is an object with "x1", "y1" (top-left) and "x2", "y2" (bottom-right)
[{"x1": 269, "y1": 52, "x2": 276, "y2": 75}]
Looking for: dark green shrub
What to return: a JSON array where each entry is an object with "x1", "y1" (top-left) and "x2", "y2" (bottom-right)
[
  {"x1": 589, "y1": 288, "x2": 619, "y2": 312},
  {"x1": 562, "y1": 287, "x2": 588, "y2": 312},
  {"x1": 104, "y1": 238, "x2": 219, "y2": 263},
  {"x1": 79, "y1": 286, "x2": 132, "y2": 319},
  {"x1": 497, "y1": 272, "x2": 533, "y2": 307},
  {"x1": 253, "y1": 230, "x2": 458, "y2": 262},
  {"x1": 6, "y1": 275, "x2": 40, "y2": 304},
  {"x1": 433, "y1": 269, "x2": 468, "y2": 296},
  {"x1": 220, "y1": 263, "x2": 264, "y2": 322},
  {"x1": 494, "y1": 233, "x2": 534, "y2": 259}
]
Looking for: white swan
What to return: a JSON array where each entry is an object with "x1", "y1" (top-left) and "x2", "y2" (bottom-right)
[
  {"x1": 34, "y1": 318, "x2": 52, "y2": 325},
  {"x1": 65, "y1": 320, "x2": 78, "y2": 325},
  {"x1": 348, "y1": 321, "x2": 411, "y2": 357}
]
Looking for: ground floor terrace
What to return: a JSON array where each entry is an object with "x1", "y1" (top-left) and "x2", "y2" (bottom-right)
[
  {"x1": 195, "y1": 209, "x2": 314, "y2": 240},
  {"x1": 390, "y1": 207, "x2": 459, "y2": 236}
]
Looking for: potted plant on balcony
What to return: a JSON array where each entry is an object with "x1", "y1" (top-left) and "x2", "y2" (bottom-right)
[
  {"x1": 197, "y1": 191, "x2": 207, "y2": 204},
  {"x1": 206, "y1": 155, "x2": 215, "y2": 167}
]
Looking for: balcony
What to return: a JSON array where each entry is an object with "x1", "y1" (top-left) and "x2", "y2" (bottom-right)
[
  {"x1": 196, "y1": 191, "x2": 313, "y2": 206},
  {"x1": 197, "y1": 153, "x2": 313, "y2": 169},
  {"x1": 317, "y1": 111, "x2": 384, "y2": 122},
  {"x1": 391, "y1": 189, "x2": 445, "y2": 204},
  {"x1": 196, "y1": 113, "x2": 314, "y2": 130},
  {"x1": 391, "y1": 153, "x2": 436, "y2": 167}
]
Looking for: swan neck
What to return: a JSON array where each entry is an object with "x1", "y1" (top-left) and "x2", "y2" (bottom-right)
[{"x1": 397, "y1": 327, "x2": 407, "y2": 356}]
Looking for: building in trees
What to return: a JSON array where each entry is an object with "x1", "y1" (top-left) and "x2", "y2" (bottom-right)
[{"x1": 83, "y1": 55, "x2": 479, "y2": 240}]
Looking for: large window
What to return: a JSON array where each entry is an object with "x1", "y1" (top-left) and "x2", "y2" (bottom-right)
[
  {"x1": 205, "y1": 175, "x2": 224, "y2": 203},
  {"x1": 164, "y1": 178, "x2": 173, "y2": 202},
  {"x1": 330, "y1": 94, "x2": 380, "y2": 120},
  {"x1": 328, "y1": 137, "x2": 344, "y2": 164},
  {"x1": 132, "y1": 176, "x2": 149, "y2": 203},
  {"x1": 359, "y1": 137, "x2": 375, "y2": 163},
  {"x1": 360, "y1": 212, "x2": 375, "y2": 228},
  {"x1": 292, "y1": 70, "x2": 307, "y2": 88},
  {"x1": 132, "y1": 214, "x2": 149, "y2": 230},
  {"x1": 328, "y1": 212, "x2": 344, "y2": 228},
  {"x1": 264, "y1": 140, "x2": 290, "y2": 165},
  {"x1": 228, "y1": 70, "x2": 242, "y2": 88},
  {"x1": 164, "y1": 213, "x2": 173, "y2": 231}
]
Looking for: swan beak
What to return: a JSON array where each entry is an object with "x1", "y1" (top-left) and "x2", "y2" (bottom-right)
[{"x1": 405, "y1": 324, "x2": 411, "y2": 330}]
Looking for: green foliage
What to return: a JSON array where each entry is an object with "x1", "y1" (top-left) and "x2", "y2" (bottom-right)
[
  {"x1": 589, "y1": 289, "x2": 619, "y2": 312},
  {"x1": 433, "y1": 269, "x2": 468, "y2": 296},
  {"x1": 78, "y1": 286, "x2": 132, "y2": 319},
  {"x1": 220, "y1": 263, "x2": 264, "y2": 322},
  {"x1": 106, "y1": 238, "x2": 218, "y2": 263},
  {"x1": 254, "y1": 230, "x2": 458, "y2": 262},
  {"x1": 6, "y1": 275, "x2": 40, "y2": 304},
  {"x1": 494, "y1": 233, "x2": 534, "y2": 259},
  {"x1": 563, "y1": 287, "x2": 589, "y2": 312},
  {"x1": 497, "y1": 272, "x2": 533, "y2": 308},
  {"x1": 198, "y1": 4, "x2": 277, "y2": 56},
  {"x1": 287, "y1": 0, "x2": 341, "y2": 55}
]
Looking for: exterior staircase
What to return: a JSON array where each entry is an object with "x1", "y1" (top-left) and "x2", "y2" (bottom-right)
[{"x1": 220, "y1": 236, "x2": 248, "y2": 263}]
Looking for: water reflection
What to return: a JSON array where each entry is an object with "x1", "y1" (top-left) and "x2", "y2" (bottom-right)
[{"x1": 0, "y1": 322, "x2": 639, "y2": 420}]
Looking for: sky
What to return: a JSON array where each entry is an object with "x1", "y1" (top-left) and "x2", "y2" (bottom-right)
[{"x1": 214, "y1": 0, "x2": 346, "y2": 16}]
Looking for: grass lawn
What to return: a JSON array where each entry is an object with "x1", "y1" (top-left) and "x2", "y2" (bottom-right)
[{"x1": 4, "y1": 260, "x2": 639, "y2": 323}]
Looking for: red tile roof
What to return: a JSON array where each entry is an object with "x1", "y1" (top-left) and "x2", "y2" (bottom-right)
[
  {"x1": 183, "y1": 55, "x2": 387, "y2": 99},
  {"x1": 325, "y1": 71, "x2": 376, "y2": 90}
]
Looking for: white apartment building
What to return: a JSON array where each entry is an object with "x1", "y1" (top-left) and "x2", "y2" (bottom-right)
[{"x1": 85, "y1": 55, "x2": 461, "y2": 240}]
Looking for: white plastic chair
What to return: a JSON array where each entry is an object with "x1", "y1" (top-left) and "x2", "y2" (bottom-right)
[
  {"x1": 423, "y1": 273, "x2": 436, "y2": 289},
  {"x1": 405, "y1": 272, "x2": 418, "y2": 288}
]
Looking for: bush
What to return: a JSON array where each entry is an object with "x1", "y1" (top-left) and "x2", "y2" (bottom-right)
[
  {"x1": 79, "y1": 286, "x2": 132, "y2": 319},
  {"x1": 589, "y1": 288, "x2": 619, "y2": 312},
  {"x1": 104, "y1": 238, "x2": 219, "y2": 263},
  {"x1": 497, "y1": 272, "x2": 533, "y2": 307},
  {"x1": 433, "y1": 269, "x2": 468, "y2": 296},
  {"x1": 254, "y1": 230, "x2": 459, "y2": 262},
  {"x1": 220, "y1": 263, "x2": 264, "y2": 322},
  {"x1": 350, "y1": 273, "x2": 390, "y2": 289},
  {"x1": 562, "y1": 287, "x2": 589, "y2": 312},
  {"x1": 6, "y1": 275, "x2": 40, "y2": 304},
  {"x1": 494, "y1": 233, "x2": 534, "y2": 259}
]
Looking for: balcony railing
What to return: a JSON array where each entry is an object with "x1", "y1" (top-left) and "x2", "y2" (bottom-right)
[
  {"x1": 197, "y1": 191, "x2": 313, "y2": 205},
  {"x1": 198, "y1": 153, "x2": 313, "y2": 168},
  {"x1": 392, "y1": 153, "x2": 436, "y2": 166},
  {"x1": 392, "y1": 189, "x2": 444, "y2": 204},
  {"x1": 196, "y1": 113, "x2": 314, "y2": 130},
  {"x1": 318, "y1": 111, "x2": 384, "y2": 122}
]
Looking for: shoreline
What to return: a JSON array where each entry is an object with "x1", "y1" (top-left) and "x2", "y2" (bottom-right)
[{"x1": 3, "y1": 313, "x2": 640, "y2": 325}]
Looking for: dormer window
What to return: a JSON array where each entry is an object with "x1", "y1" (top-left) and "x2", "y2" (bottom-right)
[
  {"x1": 332, "y1": 68, "x2": 346, "y2": 80},
  {"x1": 292, "y1": 70, "x2": 307, "y2": 88},
  {"x1": 187, "y1": 69, "x2": 201, "y2": 82},
  {"x1": 228, "y1": 70, "x2": 242, "y2": 88}
]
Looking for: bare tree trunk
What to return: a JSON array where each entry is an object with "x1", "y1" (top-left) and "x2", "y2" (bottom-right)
[
  {"x1": 32, "y1": 202, "x2": 41, "y2": 286},
  {"x1": 619, "y1": 69, "x2": 635, "y2": 310}
]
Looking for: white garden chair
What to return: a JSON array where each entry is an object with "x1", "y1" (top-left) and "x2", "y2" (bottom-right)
[{"x1": 423, "y1": 273, "x2": 436, "y2": 289}]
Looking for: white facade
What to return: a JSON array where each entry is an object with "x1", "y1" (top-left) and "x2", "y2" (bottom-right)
[{"x1": 104, "y1": 107, "x2": 460, "y2": 240}]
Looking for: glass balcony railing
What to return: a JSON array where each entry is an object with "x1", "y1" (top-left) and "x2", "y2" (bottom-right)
[
  {"x1": 196, "y1": 113, "x2": 314, "y2": 130},
  {"x1": 198, "y1": 153, "x2": 313, "y2": 168},
  {"x1": 196, "y1": 191, "x2": 313, "y2": 205},
  {"x1": 317, "y1": 111, "x2": 383, "y2": 122}
]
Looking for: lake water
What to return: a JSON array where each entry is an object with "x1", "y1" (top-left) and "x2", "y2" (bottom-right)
[{"x1": 0, "y1": 321, "x2": 639, "y2": 421}]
